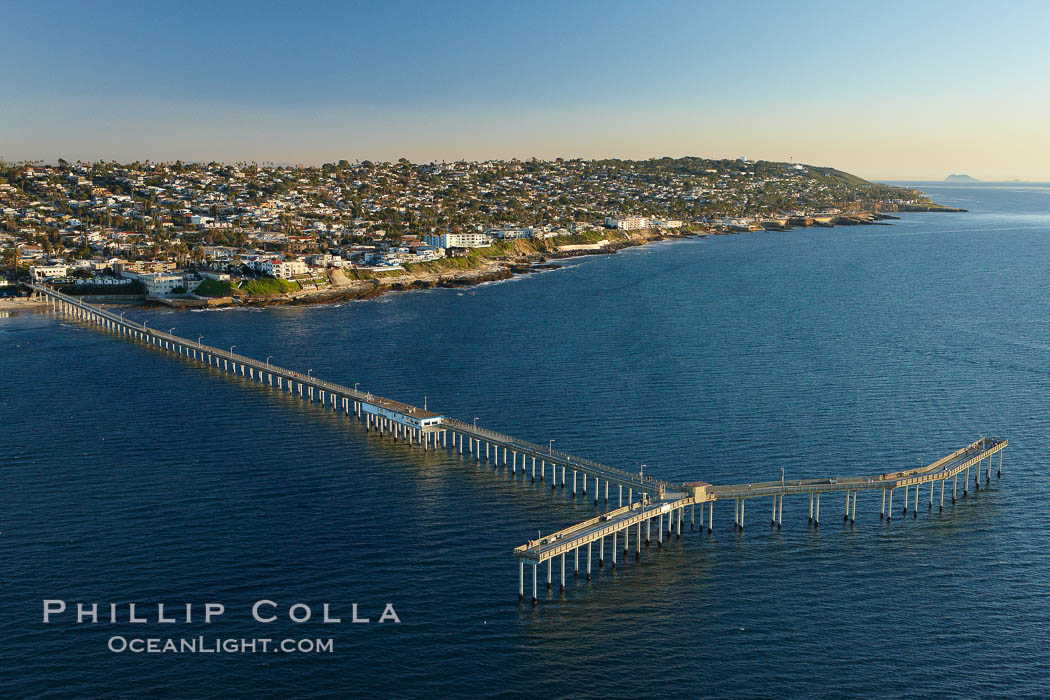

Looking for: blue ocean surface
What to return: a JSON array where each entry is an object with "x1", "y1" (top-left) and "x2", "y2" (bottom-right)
[{"x1": 2, "y1": 183, "x2": 1050, "y2": 697}]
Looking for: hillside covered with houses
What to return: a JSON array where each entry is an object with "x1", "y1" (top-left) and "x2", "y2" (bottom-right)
[{"x1": 0, "y1": 157, "x2": 937, "y2": 302}]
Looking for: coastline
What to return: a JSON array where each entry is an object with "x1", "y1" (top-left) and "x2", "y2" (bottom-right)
[
  {"x1": 0, "y1": 297, "x2": 48, "y2": 311},
  {"x1": 187, "y1": 210, "x2": 943, "y2": 310},
  {"x1": 203, "y1": 227, "x2": 700, "y2": 310},
  {"x1": 16, "y1": 209, "x2": 963, "y2": 313}
]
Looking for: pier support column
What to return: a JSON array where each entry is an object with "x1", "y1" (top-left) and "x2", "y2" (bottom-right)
[
  {"x1": 691, "y1": 504, "x2": 695, "y2": 531},
  {"x1": 913, "y1": 482, "x2": 918, "y2": 517},
  {"x1": 677, "y1": 508, "x2": 682, "y2": 539},
  {"x1": 560, "y1": 555, "x2": 565, "y2": 592},
  {"x1": 532, "y1": 565, "x2": 537, "y2": 606},
  {"x1": 777, "y1": 495, "x2": 783, "y2": 529},
  {"x1": 809, "y1": 493, "x2": 814, "y2": 523},
  {"x1": 708, "y1": 502, "x2": 713, "y2": 533},
  {"x1": 540, "y1": 460, "x2": 545, "y2": 483},
  {"x1": 574, "y1": 547, "x2": 579, "y2": 577},
  {"x1": 605, "y1": 480, "x2": 609, "y2": 504},
  {"x1": 741, "y1": 500, "x2": 745, "y2": 530},
  {"x1": 903, "y1": 485, "x2": 909, "y2": 514},
  {"x1": 572, "y1": 471, "x2": 577, "y2": 497},
  {"x1": 940, "y1": 478, "x2": 945, "y2": 512},
  {"x1": 547, "y1": 560, "x2": 551, "y2": 590},
  {"x1": 624, "y1": 522, "x2": 629, "y2": 555},
  {"x1": 850, "y1": 490, "x2": 856, "y2": 524},
  {"x1": 531, "y1": 457, "x2": 536, "y2": 483},
  {"x1": 734, "y1": 499, "x2": 739, "y2": 531},
  {"x1": 772, "y1": 496, "x2": 777, "y2": 527},
  {"x1": 587, "y1": 543, "x2": 592, "y2": 581},
  {"x1": 519, "y1": 562, "x2": 524, "y2": 602},
  {"x1": 953, "y1": 473, "x2": 957, "y2": 502},
  {"x1": 628, "y1": 488, "x2": 633, "y2": 505},
  {"x1": 636, "y1": 523, "x2": 642, "y2": 559},
  {"x1": 887, "y1": 489, "x2": 893, "y2": 521},
  {"x1": 599, "y1": 536, "x2": 604, "y2": 568},
  {"x1": 646, "y1": 517, "x2": 651, "y2": 546},
  {"x1": 998, "y1": 449, "x2": 1003, "y2": 478},
  {"x1": 619, "y1": 484, "x2": 623, "y2": 508},
  {"x1": 594, "y1": 477, "x2": 599, "y2": 506},
  {"x1": 561, "y1": 465, "x2": 565, "y2": 489},
  {"x1": 964, "y1": 467, "x2": 969, "y2": 496},
  {"x1": 929, "y1": 481, "x2": 934, "y2": 509},
  {"x1": 658, "y1": 514, "x2": 663, "y2": 546},
  {"x1": 845, "y1": 490, "x2": 850, "y2": 521},
  {"x1": 611, "y1": 532, "x2": 617, "y2": 568},
  {"x1": 881, "y1": 489, "x2": 886, "y2": 519},
  {"x1": 815, "y1": 494, "x2": 820, "y2": 527}
]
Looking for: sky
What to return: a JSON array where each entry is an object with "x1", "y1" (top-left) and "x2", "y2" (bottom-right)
[{"x1": 2, "y1": 0, "x2": 1049, "y2": 180}]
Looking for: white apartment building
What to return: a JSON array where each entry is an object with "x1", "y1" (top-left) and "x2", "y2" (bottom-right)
[
  {"x1": 424, "y1": 232, "x2": 492, "y2": 248},
  {"x1": 258, "y1": 259, "x2": 308, "y2": 279},
  {"x1": 141, "y1": 273, "x2": 186, "y2": 297},
  {"x1": 651, "y1": 219, "x2": 684, "y2": 229},
  {"x1": 605, "y1": 216, "x2": 649, "y2": 231},
  {"x1": 30, "y1": 264, "x2": 69, "y2": 282}
]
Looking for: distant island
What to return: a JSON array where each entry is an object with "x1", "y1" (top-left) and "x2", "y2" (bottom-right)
[{"x1": 945, "y1": 174, "x2": 979, "y2": 182}]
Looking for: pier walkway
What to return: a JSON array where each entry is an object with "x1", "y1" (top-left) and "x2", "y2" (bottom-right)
[{"x1": 29, "y1": 284, "x2": 1008, "y2": 606}]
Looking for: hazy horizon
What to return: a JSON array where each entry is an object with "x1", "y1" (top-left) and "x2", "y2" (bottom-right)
[
  {"x1": 7, "y1": 154, "x2": 1050, "y2": 186},
  {"x1": 4, "y1": 0, "x2": 1049, "y2": 182}
]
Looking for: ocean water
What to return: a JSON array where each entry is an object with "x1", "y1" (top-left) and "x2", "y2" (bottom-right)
[{"x1": 3, "y1": 183, "x2": 1050, "y2": 697}]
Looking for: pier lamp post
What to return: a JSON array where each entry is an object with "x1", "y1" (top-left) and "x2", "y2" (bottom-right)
[
  {"x1": 229, "y1": 345, "x2": 236, "y2": 356},
  {"x1": 143, "y1": 320, "x2": 149, "y2": 330},
  {"x1": 781, "y1": 468, "x2": 785, "y2": 488},
  {"x1": 549, "y1": 439, "x2": 555, "y2": 455},
  {"x1": 354, "y1": 382, "x2": 360, "y2": 391},
  {"x1": 308, "y1": 369, "x2": 313, "y2": 380},
  {"x1": 198, "y1": 335, "x2": 203, "y2": 347},
  {"x1": 473, "y1": 417, "x2": 479, "y2": 428},
  {"x1": 120, "y1": 312, "x2": 125, "y2": 322},
  {"x1": 168, "y1": 327, "x2": 175, "y2": 336},
  {"x1": 266, "y1": 355, "x2": 272, "y2": 368}
]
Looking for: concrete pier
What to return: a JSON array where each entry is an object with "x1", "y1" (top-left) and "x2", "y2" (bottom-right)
[{"x1": 32, "y1": 285, "x2": 1010, "y2": 608}]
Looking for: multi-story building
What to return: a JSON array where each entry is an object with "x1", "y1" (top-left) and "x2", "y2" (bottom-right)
[
  {"x1": 258, "y1": 258, "x2": 308, "y2": 279},
  {"x1": 139, "y1": 273, "x2": 186, "y2": 297},
  {"x1": 424, "y1": 232, "x2": 492, "y2": 248},
  {"x1": 30, "y1": 264, "x2": 69, "y2": 282},
  {"x1": 605, "y1": 216, "x2": 649, "y2": 231}
]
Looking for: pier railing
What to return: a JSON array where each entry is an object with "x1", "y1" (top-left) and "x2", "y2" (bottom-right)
[{"x1": 442, "y1": 417, "x2": 667, "y2": 493}]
